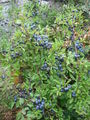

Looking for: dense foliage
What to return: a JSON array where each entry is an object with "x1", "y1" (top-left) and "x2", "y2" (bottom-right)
[{"x1": 0, "y1": 0, "x2": 90, "y2": 120}]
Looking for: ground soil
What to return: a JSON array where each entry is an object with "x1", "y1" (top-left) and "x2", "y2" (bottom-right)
[{"x1": 0, "y1": 106, "x2": 16, "y2": 120}]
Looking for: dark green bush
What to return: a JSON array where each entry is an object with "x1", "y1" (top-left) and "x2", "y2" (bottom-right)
[
  {"x1": 54, "y1": 0, "x2": 85, "y2": 4},
  {"x1": 0, "y1": 0, "x2": 90, "y2": 120}
]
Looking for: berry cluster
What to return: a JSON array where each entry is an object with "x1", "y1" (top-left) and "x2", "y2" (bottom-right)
[
  {"x1": 55, "y1": 56, "x2": 64, "y2": 72},
  {"x1": 2, "y1": 49, "x2": 8, "y2": 54},
  {"x1": 41, "y1": 62, "x2": 48, "y2": 71},
  {"x1": 1, "y1": 74, "x2": 6, "y2": 80},
  {"x1": 14, "y1": 95, "x2": 17, "y2": 102},
  {"x1": 61, "y1": 84, "x2": 72, "y2": 92},
  {"x1": 0, "y1": 49, "x2": 8, "y2": 56},
  {"x1": 39, "y1": 41, "x2": 52, "y2": 49},
  {"x1": 35, "y1": 97, "x2": 45, "y2": 113},
  {"x1": 9, "y1": 41, "x2": 25, "y2": 59},
  {"x1": 67, "y1": 20, "x2": 75, "y2": 42},
  {"x1": 41, "y1": 61, "x2": 50, "y2": 79},
  {"x1": 17, "y1": 40, "x2": 25, "y2": 45},
  {"x1": 30, "y1": 0, "x2": 40, "y2": 17},
  {"x1": 33, "y1": 34, "x2": 42, "y2": 42},
  {"x1": 14, "y1": 87, "x2": 32, "y2": 103},
  {"x1": 61, "y1": 85, "x2": 76, "y2": 98},
  {"x1": 17, "y1": 88, "x2": 28, "y2": 98},
  {"x1": 88, "y1": 70, "x2": 90, "y2": 75},
  {"x1": 33, "y1": 34, "x2": 52, "y2": 49},
  {"x1": 67, "y1": 46, "x2": 74, "y2": 52},
  {"x1": 74, "y1": 53, "x2": 80, "y2": 60},
  {"x1": 65, "y1": 11, "x2": 85, "y2": 61},
  {"x1": 72, "y1": 91, "x2": 76, "y2": 97},
  {"x1": 10, "y1": 52, "x2": 22, "y2": 59},
  {"x1": 75, "y1": 41, "x2": 84, "y2": 53},
  {"x1": 30, "y1": 23, "x2": 37, "y2": 30}
]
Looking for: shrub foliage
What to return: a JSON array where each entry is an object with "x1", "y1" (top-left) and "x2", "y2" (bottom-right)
[{"x1": 0, "y1": 0, "x2": 90, "y2": 120}]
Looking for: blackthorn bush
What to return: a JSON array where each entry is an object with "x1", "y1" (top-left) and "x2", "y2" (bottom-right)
[{"x1": 0, "y1": 0, "x2": 89, "y2": 120}]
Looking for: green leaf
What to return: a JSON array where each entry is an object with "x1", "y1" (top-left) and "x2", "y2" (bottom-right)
[
  {"x1": 10, "y1": 101, "x2": 15, "y2": 109},
  {"x1": 15, "y1": 19, "x2": 22, "y2": 25},
  {"x1": 16, "y1": 112, "x2": 22, "y2": 120},
  {"x1": 19, "y1": 98, "x2": 24, "y2": 105}
]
